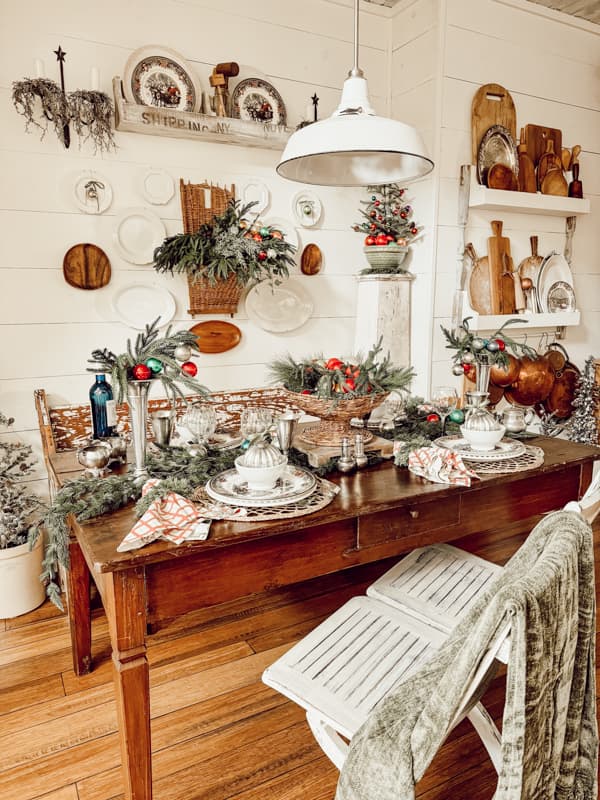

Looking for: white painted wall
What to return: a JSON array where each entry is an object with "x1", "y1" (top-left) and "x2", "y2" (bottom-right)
[{"x1": 0, "y1": 0, "x2": 393, "y2": 492}]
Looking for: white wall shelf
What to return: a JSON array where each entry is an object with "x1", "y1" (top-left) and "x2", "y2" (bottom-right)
[
  {"x1": 466, "y1": 310, "x2": 580, "y2": 333},
  {"x1": 468, "y1": 170, "x2": 590, "y2": 217},
  {"x1": 113, "y1": 77, "x2": 292, "y2": 151}
]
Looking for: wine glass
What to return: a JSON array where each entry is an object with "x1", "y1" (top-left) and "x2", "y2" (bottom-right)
[
  {"x1": 183, "y1": 403, "x2": 217, "y2": 445},
  {"x1": 240, "y1": 406, "x2": 272, "y2": 443},
  {"x1": 431, "y1": 386, "x2": 459, "y2": 436}
]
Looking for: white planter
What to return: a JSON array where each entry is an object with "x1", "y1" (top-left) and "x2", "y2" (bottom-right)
[
  {"x1": 0, "y1": 535, "x2": 45, "y2": 618},
  {"x1": 354, "y1": 273, "x2": 414, "y2": 368}
]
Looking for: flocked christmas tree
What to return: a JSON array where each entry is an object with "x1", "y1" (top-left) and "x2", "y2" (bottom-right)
[
  {"x1": 352, "y1": 184, "x2": 420, "y2": 246},
  {"x1": 567, "y1": 356, "x2": 599, "y2": 445}
]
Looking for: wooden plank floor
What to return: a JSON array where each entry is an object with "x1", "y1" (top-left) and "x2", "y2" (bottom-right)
[{"x1": 1, "y1": 524, "x2": 598, "y2": 800}]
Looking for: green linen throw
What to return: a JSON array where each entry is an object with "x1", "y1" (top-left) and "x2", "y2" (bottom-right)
[{"x1": 336, "y1": 510, "x2": 598, "y2": 800}]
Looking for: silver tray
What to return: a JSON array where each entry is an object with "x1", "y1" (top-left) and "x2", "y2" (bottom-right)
[
  {"x1": 477, "y1": 124, "x2": 518, "y2": 186},
  {"x1": 435, "y1": 435, "x2": 525, "y2": 462},
  {"x1": 205, "y1": 465, "x2": 317, "y2": 507}
]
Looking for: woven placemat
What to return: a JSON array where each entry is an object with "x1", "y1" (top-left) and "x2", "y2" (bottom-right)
[
  {"x1": 465, "y1": 445, "x2": 545, "y2": 474},
  {"x1": 191, "y1": 476, "x2": 339, "y2": 522}
]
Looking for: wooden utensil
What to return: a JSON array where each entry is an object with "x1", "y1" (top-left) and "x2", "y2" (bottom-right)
[
  {"x1": 466, "y1": 243, "x2": 492, "y2": 315},
  {"x1": 300, "y1": 243, "x2": 322, "y2": 275},
  {"x1": 541, "y1": 166, "x2": 568, "y2": 197},
  {"x1": 487, "y1": 220, "x2": 515, "y2": 314},
  {"x1": 62, "y1": 243, "x2": 111, "y2": 290},
  {"x1": 517, "y1": 236, "x2": 544, "y2": 312},
  {"x1": 569, "y1": 144, "x2": 581, "y2": 169},
  {"x1": 568, "y1": 163, "x2": 583, "y2": 198},
  {"x1": 189, "y1": 320, "x2": 242, "y2": 353},
  {"x1": 517, "y1": 128, "x2": 536, "y2": 193},
  {"x1": 505, "y1": 252, "x2": 526, "y2": 313},
  {"x1": 524, "y1": 124, "x2": 562, "y2": 167},
  {"x1": 537, "y1": 140, "x2": 562, "y2": 189},
  {"x1": 487, "y1": 163, "x2": 518, "y2": 191},
  {"x1": 561, "y1": 148, "x2": 571, "y2": 172},
  {"x1": 471, "y1": 83, "x2": 516, "y2": 166}
]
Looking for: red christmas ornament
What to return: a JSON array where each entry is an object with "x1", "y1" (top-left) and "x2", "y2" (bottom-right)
[
  {"x1": 375, "y1": 234, "x2": 388, "y2": 246},
  {"x1": 258, "y1": 250, "x2": 267, "y2": 261},
  {"x1": 132, "y1": 363, "x2": 152, "y2": 381},
  {"x1": 374, "y1": 200, "x2": 380, "y2": 207},
  {"x1": 411, "y1": 227, "x2": 418, "y2": 235},
  {"x1": 364, "y1": 235, "x2": 376, "y2": 246},
  {"x1": 301, "y1": 389, "x2": 312, "y2": 395},
  {"x1": 377, "y1": 215, "x2": 383, "y2": 221},
  {"x1": 400, "y1": 212, "x2": 407, "y2": 219},
  {"x1": 463, "y1": 364, "x2": 477, "y2": 382},
  {"x1": 271, "y1": 230, "x2": 283, "y2": 239},
  {"x1": 370, "y1": 223, "x2": 377, "y2": 231},
  {"x1": 181, "y1": 361, "x2": 198, "y2": 377},
  {"x1": 252, "y1": 233, "x2": 262, "y2": 241},
  {"x1": 370, "y1": 210, "x2": 376, "y2": 218},
  {"x1": 426, "y1": 413, "x2": 440, "y2": 423},
  {"x1": 495, "y1": 338, "x2": 506, "y2": 351},
  {"x1": 386, "y1": 234, "x2": 395, "y2": 242}
]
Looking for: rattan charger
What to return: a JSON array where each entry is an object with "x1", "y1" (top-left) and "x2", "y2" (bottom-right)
[{"x1": 281, "y1": 388, "x2": 388, "y2": 447}]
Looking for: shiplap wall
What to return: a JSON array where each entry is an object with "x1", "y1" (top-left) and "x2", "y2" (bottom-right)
[
  {"x1": 0, "y1": 0, "x2": 395, "y2": 493},
  {"x1": 430, "y1": 0, "x2": 600, "y2": 388}
]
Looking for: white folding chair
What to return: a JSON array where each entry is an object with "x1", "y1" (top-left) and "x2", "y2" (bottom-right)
[{"x1": 262, "y1": 468, "x2": 600, "y2": 773}]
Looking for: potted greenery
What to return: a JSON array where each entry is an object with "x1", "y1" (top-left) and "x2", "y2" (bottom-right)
[
  {"x1": 153, "y1": 200, "x2": 297, "y2": 315},
  {"x1": 352, "y1": 184, "x2": 421, "y2": 274},
  {"x1": 0, "y1": 412, "x2": 46, "y2": 618}
]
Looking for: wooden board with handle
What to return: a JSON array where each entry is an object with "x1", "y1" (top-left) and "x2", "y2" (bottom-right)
[
  {"x1": 471, "y1": 83, "x2": 516, "y2": 166},
  {"x1": 524, "y1": 124, "x2": 562, "y2": 167},
  {"x1": 487, "y1": 220, "x2": 515, "y2": 315},
  {"x1": 62, "y1": 243, "x2": 111, "y2": 290},
  {"x1": 466, "y1": 243, "x2": 492, "y2": 315}
]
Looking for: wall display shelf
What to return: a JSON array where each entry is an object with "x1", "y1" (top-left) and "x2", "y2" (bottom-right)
[
  {"x1": 457, "y1": 165, "x2": 590, "y2": 339},
  {"x1": 113, "y1": 77, "x2": 292, "y2": 150},
  {"x1": 468, "y1": 170, "x2": 590, "y2": 216}
]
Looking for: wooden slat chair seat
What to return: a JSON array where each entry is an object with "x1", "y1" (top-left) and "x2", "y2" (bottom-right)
[{"x1": 263, "y1": 472, "x2": 600, "y2": 774}]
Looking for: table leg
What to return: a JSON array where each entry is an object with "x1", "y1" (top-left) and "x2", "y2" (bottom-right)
[
  {"x1": 105, "y1": 568, "x2": 152, "y2": 800},
  {"x1": 66, "y1": 538, "x2": 92, "y2": 675}
]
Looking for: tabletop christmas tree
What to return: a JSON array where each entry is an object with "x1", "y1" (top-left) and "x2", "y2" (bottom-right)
[
  {"x1": 567, "y1": 356, "x2": 599, "y2": 445},
  {"x1": 353, "y1": 184, "x2": 421, "y2": 274}
]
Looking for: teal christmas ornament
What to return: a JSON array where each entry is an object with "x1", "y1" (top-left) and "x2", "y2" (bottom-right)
[
  {"x1": 449, "y1": 409, "x2": 465, "y2": 424},
  {"x1": 145, "y1": 357, "x2": 163, "y2": 374},
  {"x1": 259, "y1": 227, "x2": 269, "y2": 237}
]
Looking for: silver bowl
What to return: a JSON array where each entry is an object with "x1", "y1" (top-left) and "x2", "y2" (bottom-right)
[{"x1": 77, "y1": 444, "x2": 111, "y2": 477}]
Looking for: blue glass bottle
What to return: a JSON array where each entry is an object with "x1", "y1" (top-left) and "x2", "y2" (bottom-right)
[{"x1": 89, "y1": 374, "x2": 117, "y2": 438}]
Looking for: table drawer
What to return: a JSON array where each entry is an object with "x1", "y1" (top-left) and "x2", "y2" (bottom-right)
[{"x1": 357, "y1": 495, "x2": 460, "y2": 549}]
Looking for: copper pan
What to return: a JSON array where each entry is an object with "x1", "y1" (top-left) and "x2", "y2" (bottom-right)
[{"x1": 504, "y1": 355, "x2": 554, "y2": 407}]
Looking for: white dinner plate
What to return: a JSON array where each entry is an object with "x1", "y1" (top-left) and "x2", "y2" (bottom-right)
[
  {"x1": 112, "y1": 284, "x2": 176, "y2": 330},
  {"x1": 139, "y1": 169, "x2": 175, "y2": 205},
  {"x1": 113, "y1": 207, "x2": 166, "y2": 265},
  {"x1": 245, "y1": 279, "x2": 313, "y2": 333},
  {"x1": 435, "y1": 435, "x2": 525, "y2": 462},
  {"x1": 206, "y1": 465, "x2": 316, "y2": 508},
  {"x1": 73, "y1": 172, "x2": 113, "y2": 214},
  {"x1": 536, "y1": 252, "x2": 574, "y2": 313},
  {"x1": 240, "y1": 180, "x2": 270, "y2": 214}
]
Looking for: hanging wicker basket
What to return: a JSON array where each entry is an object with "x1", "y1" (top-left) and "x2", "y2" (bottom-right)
[
  {"x1": 187, "y1": 273, "x2": 243, "y2": 316},
  {"x1": 179, "y1": 179, "x2": 237, "y2": 316}
]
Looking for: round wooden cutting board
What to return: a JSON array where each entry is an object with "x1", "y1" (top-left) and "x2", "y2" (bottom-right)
[
  {"x1": 63, "y1": 243, "x2": 111, "y2": 290},
  {"x1": 190, "y1": 320, "x2": 242, "y2": 353}
]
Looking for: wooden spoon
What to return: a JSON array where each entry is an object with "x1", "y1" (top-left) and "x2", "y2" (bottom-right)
[{"x1": 300, "y1": 243, "x2": 322, "y2": 275}]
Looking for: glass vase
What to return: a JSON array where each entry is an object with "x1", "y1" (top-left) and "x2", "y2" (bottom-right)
[{"x1": 126, "y1": 380, "x2": 152, "y2": 481}]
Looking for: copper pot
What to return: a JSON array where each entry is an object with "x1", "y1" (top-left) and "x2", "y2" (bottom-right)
[
  {"x1": 490, "y1": 354, "x2": 521, "y2": 388},
  {"x1": 504, "y1": 355, "x2": 555, "y2": 407},
  {"x1": 539, "y1": 344, "x2": 580, "y2": 419}
]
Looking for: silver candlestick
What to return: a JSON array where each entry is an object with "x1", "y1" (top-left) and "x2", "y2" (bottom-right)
[{"x1": 126, "y1": 380, "x2": 152, "y2": 481}]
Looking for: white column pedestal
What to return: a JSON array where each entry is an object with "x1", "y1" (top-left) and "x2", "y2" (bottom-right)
[{"x1": 353, "y1": 274, "x2": 414, "y2": 367}]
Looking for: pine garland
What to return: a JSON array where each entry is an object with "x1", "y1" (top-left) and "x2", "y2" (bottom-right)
[{"x1": 441, "y1": 317, "x2": 538, "y2": 370}]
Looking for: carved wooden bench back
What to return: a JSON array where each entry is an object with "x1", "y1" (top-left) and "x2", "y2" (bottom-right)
[{"x1": 34, "y1": 387, "x2": 296, "y2": 455}]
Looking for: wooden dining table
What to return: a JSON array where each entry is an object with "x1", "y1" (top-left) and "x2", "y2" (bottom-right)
[{"x1": 50, "y1": 436, "x2": 600, "y2": 800}]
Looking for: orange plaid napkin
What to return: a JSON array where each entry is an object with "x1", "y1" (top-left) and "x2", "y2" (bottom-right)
[
  {"x1": 408, "y1": 444, "x2": 479, "y2": 487},
  {"x1": 117, "y1": 479, "x2": 211, "y2": 552}
]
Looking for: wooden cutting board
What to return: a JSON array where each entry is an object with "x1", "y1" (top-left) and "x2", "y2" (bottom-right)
[
  {"x1": 471, "y1": 83, "x2": 517, "y2": 166},
  {"x1": 300, "y1": 243, "x2": 322, "y2": 275},
  {"x1": 189, "y1": 320, "x2": 242, "y2": 353},
  {"x1": 524, "y1": 124, "x2": 562, "y2": 167},
  {"x1": 62, "y1": 243, "x2": 111, "y2": 290},
  {"x1": 466, "y1": 243, "x2": 492, "y2": 315},
  {"x1": 487, "y1": 220, "x2": 515, "y2": 315}
]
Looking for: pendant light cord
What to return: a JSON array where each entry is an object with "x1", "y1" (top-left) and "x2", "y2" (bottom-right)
[{"x1": 349, "y1": 0, "x2": 363, "y2": 78}]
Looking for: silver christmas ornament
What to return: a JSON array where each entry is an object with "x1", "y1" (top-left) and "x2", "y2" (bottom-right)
[
  {"x1": 452, "y1": 364, "x2": 464, "y2": 376},
  {"x1": 174, "y1": 344, "x2": 192, "y2": 362},
  {"x1": 471, "y1": 338, "x2": 485, "y2": 351},
  {"x1": 486, "y1": 340, "x2": 500, "y2": 353},
  {"x1": 462, "y1": 352, "x2": 475, "y2": 364}
]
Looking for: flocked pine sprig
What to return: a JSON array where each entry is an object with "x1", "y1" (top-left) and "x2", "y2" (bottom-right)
[
  {"x1": 87, "y1": 318, "x2": 208, "y2": 404},
  {"x1": 440, "y1": 317, "x2": 538, "y2": 369}
]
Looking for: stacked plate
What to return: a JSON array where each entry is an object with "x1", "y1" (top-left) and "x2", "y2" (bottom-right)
[
  {"x1": 435, "y1": 436, "x2": 525, "y2": 462},
  {"x1": 535, "y1": 252, "x2": 576, "y2": 313},
  {"x1": 206, "y1": 465, "x2": 317, "y2": 508}
]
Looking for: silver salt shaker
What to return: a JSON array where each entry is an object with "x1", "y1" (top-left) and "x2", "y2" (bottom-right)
[
  {"x1": 354, "y1": 433, "x2": 368, "y2": 469},
  {"x1": 337, "y1": 437, "x2": 356, "y2": 473}
]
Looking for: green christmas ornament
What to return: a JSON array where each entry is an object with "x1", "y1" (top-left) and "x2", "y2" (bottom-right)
[
  {"x1": 259, "y1": 227, "x2": 269, "y2": 237},
  {"x1": 145, "y1": 357, "x2": 163, "y2": 374},
  {"x1": 449, "y1": 408, "x2": 465, "y2": 424}
]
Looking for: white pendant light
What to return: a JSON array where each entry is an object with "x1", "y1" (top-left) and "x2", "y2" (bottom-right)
[{"x1": 277, "y1": 0, "x2": 434, "y2": 187}]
